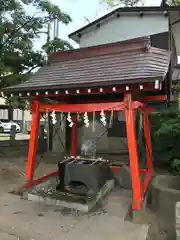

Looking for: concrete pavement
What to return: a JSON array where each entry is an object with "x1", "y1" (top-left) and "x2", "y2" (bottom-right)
[{"x1": 0, "y1": 158, "x2": 149, "y2": 240}]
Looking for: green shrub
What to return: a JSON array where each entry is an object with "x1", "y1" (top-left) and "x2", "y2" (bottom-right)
[{"x1": 150, "y1": 104, "x2": 180, "y2": 172}]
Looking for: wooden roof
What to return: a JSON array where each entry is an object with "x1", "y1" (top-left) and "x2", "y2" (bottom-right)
[{"x1": 5, "y1": 37, "x2": 170, "y2": 94}]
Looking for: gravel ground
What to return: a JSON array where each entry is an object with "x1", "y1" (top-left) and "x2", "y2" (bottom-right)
[
  {"x1": 0, "y1": 157, "x2": 150, "y2": 240},
  {"x1": 147, "y1": 219, "x2": 176, "y2": 240}
]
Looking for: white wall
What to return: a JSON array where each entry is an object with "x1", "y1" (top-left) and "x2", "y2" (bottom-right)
[
  {"x1": 79, "y1": 13, "x2": 168, "y2": 48},
  {"x1": 0, "y1": 98, "x2": 6, "y2": 105},
  {"x1": 13, "y1": 109, "x2": 32, "y2": 121},
  {"x1": 0, "y1": 109, "x2": 8, "y2": 119}
]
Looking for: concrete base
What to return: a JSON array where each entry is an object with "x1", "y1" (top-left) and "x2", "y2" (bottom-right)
[
  {"x1": 149, "y1": 175, "x2": 180, "y2": 231},
  {"x1": 24, "y1": 179, "x2": 115, "y2": 213},
  {"x1": 114, "y1": 165, "x2": 132, "y2": 189},
  {"x1": 146, "y1": 175, "x2": 180, "y2": 239}
]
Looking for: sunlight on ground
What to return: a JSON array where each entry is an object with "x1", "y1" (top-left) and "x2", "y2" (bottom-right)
[{"x1": 0, "y1": 136, "x2": 9, "y2": 140}]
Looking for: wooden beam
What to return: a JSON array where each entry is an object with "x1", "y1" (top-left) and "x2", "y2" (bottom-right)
[
  {"x1": 124, "y1": 93, "x2": 142, "y2": 211},
  {"x1": 11, "y1": 82, "x2": 161, "y2": 98},
  {"x1": 24, "y1": 171, "x2": 58, "y2": 189},
  {"x1": 144, "y1": 95, "x2": 167, "y2": 102},
  {"x1": 143, "y1": 108, "x2": 153, "y2": 171},
  {"x1": 26, "y1": 99, "x2": 40, "y2": 181},
  {"x1": 39, "y1": 101, "x2": 144, "y2": 113},
  {"x1": 40, "y1": 102, "x2": 126, "y2": 112}
]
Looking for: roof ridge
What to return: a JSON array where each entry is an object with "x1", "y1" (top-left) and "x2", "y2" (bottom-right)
[{"x1": 49, "y1": 37, "x2": 150, "y2": 63}]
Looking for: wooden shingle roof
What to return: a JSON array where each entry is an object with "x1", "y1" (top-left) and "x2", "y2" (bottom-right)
[{"x1": 5, "y1": 37, "x2": 170, "y2": 93}]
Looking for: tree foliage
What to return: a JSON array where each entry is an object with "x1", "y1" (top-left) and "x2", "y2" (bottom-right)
[
  {"x1": 150, "y1": 101, "x2": 180, "y2": 173},
  {"x1": 42, "y1": 37, "x2": 74, "y2": 54},
  {"x1": 0, "y1": 0, "x2": 73, "y2": 90},
  {"x1": 169, "y1": 0, "x2": 180, "y2": 5},
  {"x1": 101, "y1": 0, "x2": 143, "y2": 7}
]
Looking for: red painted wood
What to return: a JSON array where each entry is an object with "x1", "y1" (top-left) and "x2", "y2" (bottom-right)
[
  {"x1": 24, "y1": 95, "x2": 154, "y2": 214},
  {"x1": 40, "y1": 102, "x2": 125, "y2": 112},
  {"x1": 144, "y1": 95, "x2": 167, "y2": 102},
  {"x1": 143, "y1": 169, "x2": 153, "y2": 194},
  {"x1": 111, "y1": 166, "x2": 120, "y2": 173},
  {"x1": 23, "y1": 171, "x2": 58, "y2": 189},
  {"x1": 39, "y1": 101, "x2": 144, "y2": 113},
  {"x1": 124, "y1": 94, "x2": 142, "y2": 211},
  {"x1": 132, "y1": 101, "x2": 144, "y2": 109},
  {"x1": 26, "y1": 99, "x2": 40, "y2": 181},
  {"x1": 143, "y1": 108, "x2": 153, "y2": 171}
]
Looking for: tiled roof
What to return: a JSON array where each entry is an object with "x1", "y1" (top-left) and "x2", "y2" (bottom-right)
[{"x1": 5, "y1": 37, "x2": 170, "y2": 92}]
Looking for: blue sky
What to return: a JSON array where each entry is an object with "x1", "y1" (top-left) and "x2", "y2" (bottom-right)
[{"x1": 25, "y1": 0, "x2": 162, "y2": 49}]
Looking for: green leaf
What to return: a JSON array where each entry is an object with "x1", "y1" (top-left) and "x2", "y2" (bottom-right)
[
  {"x1": 0, "y1": 0, "x2": 73, "y2": 107},
  {"x1": 42, "y1": 37, "x2": 73, "y2": 54},
  {"x1": 100, "y1": 0, "x2": 143, "y2": 7}
]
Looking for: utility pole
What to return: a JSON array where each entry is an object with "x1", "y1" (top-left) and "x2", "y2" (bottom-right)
[
  {"x1": 47, "y1": 17, "x2": 60, "y2": 152},
  {"x1": 46, "y1": 21, "x2": 53, "y2": 152},
  {"x1": 0, "y1": 0, "x2": 4, "y2": 78}
]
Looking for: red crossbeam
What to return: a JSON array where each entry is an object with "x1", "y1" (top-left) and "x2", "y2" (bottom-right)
[
  {"x1": 40, "y1": 102, "x2": 125, "y2": 112},
  {"x1": 39, "y1": 101, "x2": 143, "y2": 113},
  {"x1": 144, "y1": 95, "x2": 167, "y2": 102}
]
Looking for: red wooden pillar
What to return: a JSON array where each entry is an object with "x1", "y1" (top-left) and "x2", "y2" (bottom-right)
[
  {"x1": 124, "y1": 94, "x2": 142, "y2": 211},
  {"x1": 26, "y1": 99, "x2": 40, "y2": 181},
  {"x1": 71, "y1": 119, "x2": 77, "y2": 157},
  {"x1": 143, "y1": 108, "x2": 153, "y2": 171}
]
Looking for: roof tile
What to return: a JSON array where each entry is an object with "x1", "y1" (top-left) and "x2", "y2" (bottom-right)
[{"x1": 6, "y1": 38, "x2": 170, "y2": 92}]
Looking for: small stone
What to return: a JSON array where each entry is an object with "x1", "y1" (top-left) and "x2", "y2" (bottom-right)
[{"x1": 37, "y1": 213, "x2": 44, "y2": 217}]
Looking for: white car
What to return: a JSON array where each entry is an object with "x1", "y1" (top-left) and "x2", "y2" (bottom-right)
[{"x1": 0, "y1": 120, "x2": 21, "y2": 133}]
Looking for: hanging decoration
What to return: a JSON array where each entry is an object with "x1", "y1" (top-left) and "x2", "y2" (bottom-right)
[
  {"x1": 67, "y1": 112, "x2": 74, "y2": 127},
  {"x1": 77, "y1": 113, "x2": 81, "y2": 122},
  {"x1": 25, "y1": 100, "x2": 30, "y2": 111},
  {"x1": 40, "y1": 112, "x2": 48, "y2": 120},
  {"x1": 109, "y1": 109, "x2": 114, "y2": 128},
  {"x1": 100, "y1": 109, "x2": 107, "y2": 126},
  {"x1": 60, "y1": 112, "x2": 65, "y2": 131},
  {"x1": 118, "y1": 111, "x2": 122, "y2": 121},
  {"x1": 83, "y1": 112, "x2": 89, "y2": 128},
  {"x1": 51, "y1": 111, "x2": 57, "y2": 125},
  {"x1": 92, "y1": 111, "x2": 96, "y2": 132}
]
